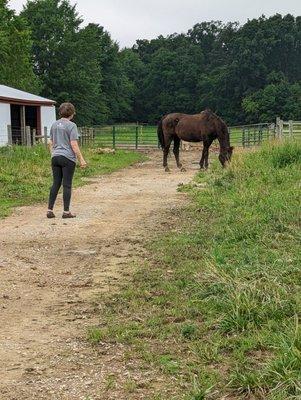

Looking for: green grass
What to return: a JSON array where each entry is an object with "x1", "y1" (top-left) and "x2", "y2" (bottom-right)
[
  {"x1": 0, "y1": 145, "x2": 145, "y2": 218},
  {"x1": 88, "y1": 140, "x2": 301, "y2": 399}
]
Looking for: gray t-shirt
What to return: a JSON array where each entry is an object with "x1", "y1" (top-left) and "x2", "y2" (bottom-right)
[{"x1": 50, "y1": 119, "x2": 79, "y2": 163}]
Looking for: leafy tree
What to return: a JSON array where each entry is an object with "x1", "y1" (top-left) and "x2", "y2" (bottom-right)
[
  {"x1": 0, "y1": 0, "x2": 39, "y2": 92},
  {"x1": 119, "y1": 48, "x2": 146, "y2": 121},
  {"x1": 132, "y1": 34, "x2": 204, "y2": 122},
  {"x1": 21, "y1": 0, "x2": 90, "y2": 123},
  {"x1": 242, "y1": 78, "x2": 301, "y2": 122},
  {"x1": 98, "y1": 31, "x2": 134, "y2": 123},
  {"x1": 22, "y1": 0, "x2": 133, "y2": 125},
  {"x1": 130, "y1": 15, "x2": 301, "y2": 124},
  {"x1": 7, "y1": 2, "x2": 300, "y2": 125}
]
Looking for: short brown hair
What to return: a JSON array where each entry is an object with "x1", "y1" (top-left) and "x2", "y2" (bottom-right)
[{"x1": 59, "y1": 102, "x2": 76, "y2": 118}]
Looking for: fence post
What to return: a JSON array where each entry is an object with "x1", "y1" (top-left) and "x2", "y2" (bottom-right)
[
  {"x1": 268, "y1": 123, "x2": 275, "y2": 140},
  {"x1": 276, "y1": 117, "x2": 280, "y2": 137},
  {"x1": 44, "y1": 127, "x2": 48, "y2": 148},
  {"x1": 135, "y1": 125, "x2": 139, "y2": 149},
  {"x1": 21, "y1": 127, "x2": 25, "y2": 145},
  {"x1": 242, "y1": 128, "x2": 245, "y2": 147},
  {"x1": 90, "y1": 127, "x2": 95, "y2": 147},
  {"x1": 258, "y1": 125, "x2": 263, "y2": 145},
  {"x1": 112, "y1": 126, "x2": 116, "y2": 149},
  {"x1": 32, "y1": 129, "x2": 36, "y2": 145},
  {"x1": 79, "y1": 127, "x2": 83, "y2": 146},
  {"x1": 82, "y1": 127, "x2": 86, "y2": 147},
  {"x1": 26, "y1": 126, "x2": 31, "y2": 147},
  {"x1": 276, "y1": 117, "x2": 284, "y2": 138},
  {"x1": 280, "y1": 119, "x2": 283, "y2": 138},
  {"x1": 7, "y1": 125, "x2": 12, "y2": 145},
  {"x1": 289, "y1": 120, "x2": 293, "y2": 137}
]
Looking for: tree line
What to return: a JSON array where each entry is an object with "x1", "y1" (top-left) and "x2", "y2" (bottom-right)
[{"x1": 1, "y1": 0, "x2": 300, "y2": 126}]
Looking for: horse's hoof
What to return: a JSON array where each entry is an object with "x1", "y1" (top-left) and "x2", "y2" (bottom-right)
[
  {"x1": 165, "y1": 167, "x2": 170, "y2": 173},
  {"x1": 180, "y1": 167, "x2": 186, "y2": 172}
]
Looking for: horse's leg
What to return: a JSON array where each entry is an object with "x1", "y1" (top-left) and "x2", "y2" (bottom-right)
[
  {"x1": 199, "y1": 145, "x2": 206, "y2": 170},
  {"x1": 204, "y1": 138, "x2": 214, "y2": 169},
  {"x1": 200, "y1": 141, "x2": 209, "y2": 170},
  {"x1": 163, "y1": 136, "x2": 172, "y2": 172},
  {"x1": 200, "y1": 138, "x2": 213, "y2": 170},
  {"x1": 173, "y1": 136, "x2": 185, "y2": 171}
]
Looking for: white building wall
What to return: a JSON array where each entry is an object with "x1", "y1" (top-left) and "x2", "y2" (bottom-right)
[
  {"x1": 0, "y1": 103, "x2": 10, "y2": 146},
  {"x1": 41, "y1": 105, "x2": 56, "y2": 137}
]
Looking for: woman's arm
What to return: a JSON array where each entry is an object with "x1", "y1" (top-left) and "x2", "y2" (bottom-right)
[{"x1": 71, "y1": 140, "x2": 87, "y2": 168}]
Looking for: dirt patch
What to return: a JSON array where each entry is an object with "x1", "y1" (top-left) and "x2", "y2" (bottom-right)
[{"x1": 0, "y1": 151, "x2": 199, "y2": 399}]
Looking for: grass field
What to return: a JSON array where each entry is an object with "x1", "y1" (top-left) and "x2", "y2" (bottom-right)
[
  {"x1": 88, "y1": 141, "x2": 301, "y2": 399},
  {"x1": 0, "y1": 145, "x2": 145, "y2": 218}
]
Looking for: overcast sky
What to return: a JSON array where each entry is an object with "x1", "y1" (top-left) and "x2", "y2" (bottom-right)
[{"x1": 9, "y1": 0, "x2": 301, "y2": 48}]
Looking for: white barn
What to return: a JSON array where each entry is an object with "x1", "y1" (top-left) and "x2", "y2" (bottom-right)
[{"x1": 0, "y1": 84, "x2": 56, "y2": 146}]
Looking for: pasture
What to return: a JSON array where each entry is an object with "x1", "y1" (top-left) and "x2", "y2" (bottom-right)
[
  {"x1": 0, "y1": 139, "x2": 300, "y2": 399},
  {"x1": 88, "y1": 141, "x2": 301, "y2": 399}
]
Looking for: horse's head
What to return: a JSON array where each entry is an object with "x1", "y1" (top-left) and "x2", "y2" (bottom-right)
[
  {"x1": 228, "y1": 146, "x2": 234, "y2": 160},
  {"x1": 219, "y1": 146, "x2": 234, "y2": 167}
]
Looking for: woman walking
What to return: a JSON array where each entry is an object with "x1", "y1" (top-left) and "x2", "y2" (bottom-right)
[{"x1": 47, "y1": 102, "x2": 87, "y2": 219}]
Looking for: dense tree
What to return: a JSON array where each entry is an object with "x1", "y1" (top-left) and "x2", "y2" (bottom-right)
[
  {"x1": 3, "y1": 0, "x2": 301, "y2": 125},
  {"x1": 66, "y1": 23, "x2": 106, "y2": 126},
  {"x1": 119, "y1": 48, "x2": 146, "y2": 121},
  {"x1": 128, "y1": 14, "x2": 301, "y2": 124},
  {"x1": 242, "y1": 74, "x2": 301, "y2": 122},
  {"x1": 130, "y1": 34, "x2": 205, "y2": 122},
  {"x1": 21, "y1": 0, "x2": 134, "y2": 125},
  {"x1": 21, "y1": 0, "x2": 97, "y2": 124},
  {"x1": 0, "y1": 0, "x2": 39, "y2": 92},
  {"x1": 98, "y1": 31, "x2": 134, "y2": 123}
]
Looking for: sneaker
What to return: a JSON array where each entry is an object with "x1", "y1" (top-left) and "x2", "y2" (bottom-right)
[
  {"x1": 47, "y1": 211, "x2": 55, "y2": 219},
  {"x1": 62, "y1": 212, "x2": 76, "y2": 219}
]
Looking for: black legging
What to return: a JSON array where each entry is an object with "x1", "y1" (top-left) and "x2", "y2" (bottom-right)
[{"x1": 48, "y1": 156, "x2": 76, "y2": 212}]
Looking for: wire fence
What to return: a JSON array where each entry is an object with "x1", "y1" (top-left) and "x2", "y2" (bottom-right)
[
  {"x1": 79, "y1": 124, "x2": 160, "y2": 149},
  {"x1": 78, "y1": 120, "x2": 301, "y2": 150},
  {"x1": 1, "y1": 119, "x2": 300, "y2": 150}
]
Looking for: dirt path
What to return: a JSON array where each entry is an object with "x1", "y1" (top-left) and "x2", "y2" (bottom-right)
[{"x1": 0, "y1": 151, "x2": 197, "y2": 399}]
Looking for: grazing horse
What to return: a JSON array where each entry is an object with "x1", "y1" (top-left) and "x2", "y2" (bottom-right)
[{"x1": 157, "y1": 109, "x2": 233, "y2": 172}]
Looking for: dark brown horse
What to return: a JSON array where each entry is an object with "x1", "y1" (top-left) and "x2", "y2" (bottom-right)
[{"x1": 157, "y1": 109, "x2": 233, "y2": 172}]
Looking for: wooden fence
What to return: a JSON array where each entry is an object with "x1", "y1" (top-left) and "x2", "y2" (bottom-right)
[
  {"x1": 7, "y1": 125, "x2": 48, "y2": 148},
  {"x1": 280, "y1": 119, "x2": 301, "y2": 139},
  {"x1": 78, "y1": 127, "x2": 95, "y2": 147}
]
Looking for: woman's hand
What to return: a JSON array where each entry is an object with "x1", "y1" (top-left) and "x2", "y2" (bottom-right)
[
  {"x1": 80, "y1": 158, "x2": 87, "y2": 169},
  {"x1": 71, "y1": 140, "x2": 87, "y2": 168}
]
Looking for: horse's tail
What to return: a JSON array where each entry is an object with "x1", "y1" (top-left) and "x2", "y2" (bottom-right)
[{"x1": 157, "y1": 118, "x2": 164, "y2": 148}]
